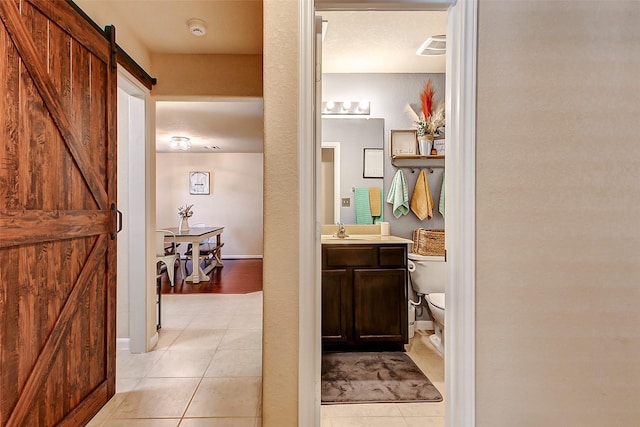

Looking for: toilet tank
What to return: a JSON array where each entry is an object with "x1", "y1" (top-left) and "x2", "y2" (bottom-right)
[{"x1": 407, "y1": 253, "x2": 447, "y2": 295}]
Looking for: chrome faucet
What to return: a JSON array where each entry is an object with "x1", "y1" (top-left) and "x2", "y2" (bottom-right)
[{"x1": 335, "y1": 223, "x2": 348, "y2": 238}]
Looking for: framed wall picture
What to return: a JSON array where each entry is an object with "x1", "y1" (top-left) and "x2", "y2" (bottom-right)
[
  {"x1": 189, "y1": 171, "x2": 210, "y2": 195},
  {"x1": 363, "y1": 148, "x2": 384, "y2": 178},
  {"x1": 433, "y1": 138, "x2": 446, "y2": 155},
  {"x1": 390, "y1": 129, "x2": 417, "y2": 157}
]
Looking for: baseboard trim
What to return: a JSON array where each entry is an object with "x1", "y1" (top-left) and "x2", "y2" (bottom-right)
[
  {"x1": 416, "y1": 320, "x2": 434, "y2": 331},
  {"x1": 147, "y1": 331, "x2": 159, "y2": 352},
  {"x1": 116, "y1": 338, "x2": 130, "y2": 351},
  {"x1": 221, "y1": 255, "x2": 263, "y2": 260}
]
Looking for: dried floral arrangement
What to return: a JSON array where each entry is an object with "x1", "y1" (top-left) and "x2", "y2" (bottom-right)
[
  {"x1": 177, "y1": 204, "x2": 194, "y2": 219},
  {"x1": 410, "y1": 79, "x2": 445, "y2": 137}
]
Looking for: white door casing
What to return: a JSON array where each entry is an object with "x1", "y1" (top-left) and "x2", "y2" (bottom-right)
[{"x1": 299, "y1": 1, "x2": 477, "y2": 426}]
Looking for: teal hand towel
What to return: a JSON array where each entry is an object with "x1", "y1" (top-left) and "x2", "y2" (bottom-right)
[
  {"x1": 354, "y1": 187, "x2": 373, "y2": 224},
  {"x1": 387, "y1": 170, "x2": 409, "y2": 218},
  {"x1": 439, "y1": 175, "x2": 445, "y2": 217}
]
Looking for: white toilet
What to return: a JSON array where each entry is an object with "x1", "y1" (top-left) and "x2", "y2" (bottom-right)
[{"x1": 407, "y1": 253, "x2": 447, "y2": 354}]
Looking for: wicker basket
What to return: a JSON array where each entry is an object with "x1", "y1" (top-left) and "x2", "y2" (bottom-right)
[{"x1": 412, "y1": 228, "x2": 445, "y2": 256}]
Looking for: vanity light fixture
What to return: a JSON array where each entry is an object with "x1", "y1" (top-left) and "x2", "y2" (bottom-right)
[
  {"x1": 170, "y1": 136, "x2": 191, "y2": 151},
  {"x1": 358, "y1": 101, "x2": 370, "y2": 112},
  {"x1": 322, "y1": 101, "x2": 370, "y2": 115}
]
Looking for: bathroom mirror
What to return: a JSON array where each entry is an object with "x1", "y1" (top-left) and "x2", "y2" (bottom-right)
[{"x1": 321, "y1": 118, "x2": 384, "y2": 225}]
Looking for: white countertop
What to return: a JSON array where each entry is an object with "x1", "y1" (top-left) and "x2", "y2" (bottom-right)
[{"x1": 321, "y1": 234, "x2": 413, "y2": 245}]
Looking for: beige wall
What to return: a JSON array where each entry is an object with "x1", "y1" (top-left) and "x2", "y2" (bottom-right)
[
  {"x1": 262, "y1": 0, "x2": 300, "y2": 425},
  {"x1": 73, "y1": 0, "x2": 152, "y2": 70},
  {"x1": 156, "y1": 153, "x2": 264, "y2": 257},
  {"x1": 150, "y1": 53, "x2": 263, "y2": 97},
  {"x1": 476, "y1": 1, "x2": 640, "y2": 425}
]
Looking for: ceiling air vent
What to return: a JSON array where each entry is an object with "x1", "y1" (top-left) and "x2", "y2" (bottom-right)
[{"x1": 416, "y1": 34, "x2": 446, "y2": 56}]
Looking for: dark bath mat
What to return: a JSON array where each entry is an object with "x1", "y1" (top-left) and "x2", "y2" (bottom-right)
[{"x1": 321, "y1": 351, "x2": 443, "y2": 404}]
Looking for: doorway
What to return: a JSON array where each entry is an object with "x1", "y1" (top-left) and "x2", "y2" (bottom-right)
[
  {"x1": 321, "y1": 142, "x2": 341, "y2": 225},
  {"x1": 298, "y1": 1, "x2": 478, "y2": 426},
  {"x1": 319, "y1": 8, "x2": 446, "y2": 425},
  {"x1": 117, "y1": 67, "x2": 154, "y2": 354}
]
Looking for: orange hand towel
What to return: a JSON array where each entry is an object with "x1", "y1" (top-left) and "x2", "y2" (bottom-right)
[
  {"x1": 369, "y1": 187, "x2": 381, "y2": 217},
  {"x1": 410, "y1": 169, "x2": 434, "y2": 220}
]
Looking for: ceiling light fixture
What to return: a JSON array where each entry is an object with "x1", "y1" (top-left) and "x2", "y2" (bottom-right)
[
  {"x1": 187, "y1": 19, "x2": 207, "y2": 37},
  {"x1": 416, "y1": 34, "x2": 446, "y2": 56},
  {"x1": 170, "y1": 136, "x2": 191, "y2": 151}
]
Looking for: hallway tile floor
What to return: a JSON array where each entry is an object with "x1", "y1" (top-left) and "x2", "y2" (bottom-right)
[
  {"x1": 88, "y1": 291, "x2": 444, "y2": 427},
  {"x1": 87, "y1": 292, "x2": 263, "y2": 427}
]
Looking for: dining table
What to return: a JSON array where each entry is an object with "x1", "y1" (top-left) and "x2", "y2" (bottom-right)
[{"x1": 163, "y1": 226, "x2": 224, "y2": 283}]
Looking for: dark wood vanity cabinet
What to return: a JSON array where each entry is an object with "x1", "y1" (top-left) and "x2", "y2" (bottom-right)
[{"x1": 322, "y1": 244, "x2": 408, "y2": 351}]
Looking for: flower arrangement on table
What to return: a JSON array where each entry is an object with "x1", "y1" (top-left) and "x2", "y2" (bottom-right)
[
  {"x1": 411, "y1": 79, "x2": 445, "y2": 139},
  {"x1": 177, "y1": 204, "x2": 194, "y2": 219}
]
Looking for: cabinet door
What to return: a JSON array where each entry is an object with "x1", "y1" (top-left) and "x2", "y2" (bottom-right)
[
  {"x1": 321, "y1": 269, "x2": 350, "y2": 345},
  {"x1": 353, "y1": 269, "x2": 407, "y2": 344}
]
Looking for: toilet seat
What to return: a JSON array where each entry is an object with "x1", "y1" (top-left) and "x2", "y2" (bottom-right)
[
  {"x1": 408, "y1": 253, "x2": 445, "y2": 262},
  {"x1": 427, "y1": 292, "x2": 445, "y2": 310}
]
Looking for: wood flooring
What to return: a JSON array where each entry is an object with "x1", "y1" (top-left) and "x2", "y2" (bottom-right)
[{"x1": 159, "y1": 258, "x2": 263, "y2": 294}]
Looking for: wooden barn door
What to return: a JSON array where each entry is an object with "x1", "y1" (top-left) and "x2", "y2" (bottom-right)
[{"x1": 0, "y1": 0, "x2": 117, "y2": 425}]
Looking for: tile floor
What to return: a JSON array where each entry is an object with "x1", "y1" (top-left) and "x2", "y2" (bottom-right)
[
  {"x1": 88, "y1": 292, "x2": 444, "y2": 427},
  {"x1": 88, "y1": 292, "x2": 263, "y2": 427}
]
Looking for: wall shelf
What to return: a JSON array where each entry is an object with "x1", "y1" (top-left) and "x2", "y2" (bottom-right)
[
  {"x1": 392, "y1": 155, "x2": 444, "y2": 160},
  {"x1": 391, "y1": 155, "x2": 445, "y2": 170}
]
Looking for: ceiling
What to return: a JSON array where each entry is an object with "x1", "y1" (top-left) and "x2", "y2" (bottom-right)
[
  {"x1": 75, "y1": 1, "x2": 446, "y2": 153},
  {"x1": 321, "y1": 11, "x2": 446, "y2": 74},
  {"x1": 156, "y1": 99, "x2": 263, "y2": 153},
  {"x1": 76, "y1": 0, "x2": 263, "y2": 55}
]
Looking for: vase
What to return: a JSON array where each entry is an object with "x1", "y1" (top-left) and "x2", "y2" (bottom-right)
[
  {"x1": 179, "y1": 217, "x2": 189, "y2": 233},
  {"x1": 418, "y1": 136, "x2": 433, "y2": 156}
]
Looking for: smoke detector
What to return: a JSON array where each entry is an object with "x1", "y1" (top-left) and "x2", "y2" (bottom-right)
[
  {"x1": 416, "y1": 34, "x2": 446, "y2": 56},
  {"x1": 187, "y1": 19, "x2": 207, "y2": 37}
]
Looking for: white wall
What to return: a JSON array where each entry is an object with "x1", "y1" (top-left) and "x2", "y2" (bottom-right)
[{"x1": 156, "y1": 153, "x2": 263, "y2": 258}]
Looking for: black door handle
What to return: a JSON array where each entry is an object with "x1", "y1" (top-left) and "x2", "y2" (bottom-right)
[{"x1": 111, "y1": 204, "x2": 123, "y2": 239}]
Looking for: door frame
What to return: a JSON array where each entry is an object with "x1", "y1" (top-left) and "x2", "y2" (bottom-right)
[
  {"x1": 298, "y1": 1, "x2": 478, "y2": 425},
  {"x1": 117, "y1": 67, "x2": 157, "y2": 353}
]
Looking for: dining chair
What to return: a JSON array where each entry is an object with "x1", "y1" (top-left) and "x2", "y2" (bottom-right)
[{"x1": 156, "y1": 229, "x2": 179, "y2": 287}]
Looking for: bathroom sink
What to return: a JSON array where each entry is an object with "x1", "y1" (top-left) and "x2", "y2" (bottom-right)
[{"x1": 321, "y1": 235, "x2": 380, "y2": 241}]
